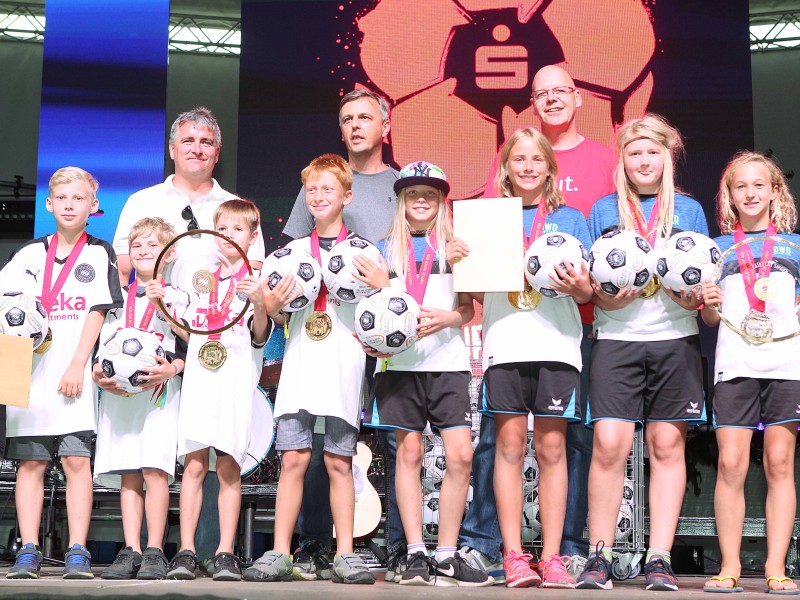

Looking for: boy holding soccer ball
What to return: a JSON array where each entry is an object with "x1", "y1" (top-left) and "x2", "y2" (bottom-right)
[
  {"x1": 0, "y1": 167, "x2": 124, "y2": 578},
  {"x1": 244, "y1": 154, "x2": 377, "y2": 585},
  {"x1": 91, "y1": 217, "x2": 187, "y2": 580}
]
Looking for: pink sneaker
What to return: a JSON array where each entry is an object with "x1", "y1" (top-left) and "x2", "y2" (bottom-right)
[
  {"x1": 503, "y1": 550, "x2": 541, "y2": 588},
  {"x1": 539, "y1": 554, "x2": 576, "y2": 588}
]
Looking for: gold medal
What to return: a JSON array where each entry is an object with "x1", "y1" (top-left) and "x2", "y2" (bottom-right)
[
  {"x1": 198, "y1": 339, "x2": 227, "y2": 370},
  {"x1": 640, "y1": 276, "x2": 661, "y2": 299},
  {"x1": 192, "y1": 269, "x2": 215, "y2": 294},
  {"x1": 754, "y1": 277, "x2": 772, "y2": 302},
  {"x1": 508, "y1": 281, "x2": 542, "y2": 311},
  {"x1": 34, "y1": 328, "x2": 52, "y2": 354},
  {"x1": 305, "y1": 311, "x2": 333, "y2": 341},
  {"x1": 741, "y1": 309, "x2": 773, "y2": 343}
]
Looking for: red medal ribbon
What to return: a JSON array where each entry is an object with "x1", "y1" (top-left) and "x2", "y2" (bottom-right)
[
  {"x1": 125, "y1": 281, "x2": 160, "y2": 330},
  {"x1": 41, "y1": 232, "x2": 88, "y2": 314},
  {"x1": 628, "y1": 199, "x2": 660, "y2": 247},
  {"x1": 207, "y1": 262, "x2": 250, "y2": 341},
  {"x1": 524, "y1": 201, "x2": 549, "y2": 251},
  {"x1": 310, "y1": 225, "x2": 348, "y2": 312},
  {"x1": 406, "y1": 231, "x2": 437, "y2": 305},
  {"x1": 733, "y1": 222, "x2": 776, "y2": 314}
]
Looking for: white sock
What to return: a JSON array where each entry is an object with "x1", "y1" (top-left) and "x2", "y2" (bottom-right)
[
  {"x1": 435, "y1": 547, "x2": 456, "y2": 562},
  {"x1": 407, "y1": 543, "x2": 426, "y2": 557}
]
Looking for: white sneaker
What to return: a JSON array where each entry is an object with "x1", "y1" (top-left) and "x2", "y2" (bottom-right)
[
  {"x1": 458, "y1": 546, "x2": 505, "y2": 585},
  {"x1": 565, "y1": 554, "x2": 588, "y2": 581}
]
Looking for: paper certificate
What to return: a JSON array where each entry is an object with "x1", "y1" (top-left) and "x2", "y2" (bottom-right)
[{"x1": 452, "y1": 197, "x2": 523, "y2": 292}]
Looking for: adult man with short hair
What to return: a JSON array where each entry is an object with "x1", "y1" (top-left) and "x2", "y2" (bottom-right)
[
  {"x1": 113, "y1": 106, "x2": 265, "y2": 286},
  {"x1": 283, "y1": 89, "x2": 405, "y2": 582},
  {"x1": 461, "y1": 65, "x2": 614, "y2": 583}
]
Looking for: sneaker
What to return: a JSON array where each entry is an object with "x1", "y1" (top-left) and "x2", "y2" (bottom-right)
[
  {"x1": 576, "y1": 543, "x2": 613, "y2": 590},
  {"x1": 384, "y1": 546, "x2": 407, "y2": 583},
  {"x1": 644, "y1": 557, "x2": 679, "y2": 591},
  {"x1": 136, "y1": 547, "x2": 168, "y2": 580},
  {"x1": 242, "y1": 550, "x2": 293, "y2": 582},
  {"x1": 331, "y1": 552, "x2": 376, "y2": 584},
  {"x1": 292, "y1": 543, "x2": 332, "y2": 581},
  {"x1": 6, "y1": 543, "x2": 43, "y2": 579},
  {"x1": 566, "y1": 554, "x2": 588, "y2": 580},
  {"x1": 198, "y1": 557, "x2": 216, "y2": 575},
  {"x1": 540, "y1": 554, "x2": 575, "y2": 589},
  {"x1": 212, "y1": 552, "x2": 242, "y2": 582},
  {"x1": 459, "y1": 545, "x2": 505, "y2": 585},
  {"x1": 435, "y1": 552, "x2": 494, "y2": 587},
  {"x1": 101, "y1": 546, "x2": 142, "y2": 580},
  {"x1": 503, "y1": 549, "x2": 541, "y2": 588},
  {"x1": 399, "y1": 551, "x2": 436, "y2": 586},
  {"x1": 63, "y1": 543, "x2": 94, "y2": 579},
  {"x1": 166, "y1": 549, "x2": 197, "y2": 580}
]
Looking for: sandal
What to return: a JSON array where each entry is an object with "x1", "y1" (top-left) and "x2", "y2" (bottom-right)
[
  {"x1": 766, "y1": 576, "x2": 800, "y2": 595},
  {"x1": 704, "y1": 575, "x2": 743, "y2": 593}
]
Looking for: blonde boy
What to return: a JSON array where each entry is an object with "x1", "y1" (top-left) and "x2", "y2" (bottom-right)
[{"x1": 0, "y1": 167, "x2": 123, "y2": 578}]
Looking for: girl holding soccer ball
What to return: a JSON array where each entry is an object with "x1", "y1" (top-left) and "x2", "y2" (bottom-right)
[
  {"x1": 578, "y1": 115, "x2": 709, "y2": 591},
  {"x1": 700, "y1": 152, "x2": 800, "y2": 593},
  {"x1": 360, "y1": 162, "x2": 491, "y2": 587},
  {"x1": 451, "y1": 128, "x2": 593, "y2": 587}
]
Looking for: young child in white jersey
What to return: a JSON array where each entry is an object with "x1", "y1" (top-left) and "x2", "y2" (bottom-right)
[
  {"x1": 92, "y1": 217, "x2": 187, "y2": 580},
  {"x1": 701, "y1": 152, "x2": 800, "y2": 594},
  {"x1": 450, "y1": 129, "x2": 592, "y2": 588},
  {"x1": 0, "y1": 167, "x2": 123, "y2": 579},
  {"x1": 156, "y1": 199, "x2": 272, "y2": 582},
  {"x1": 243, "y1": 154, "x2": 376, "y2": 585},
  {"x1": 578, "y1": 115, "x2": 709, "y2": 592},
  {"x1": 359, "y1": 162, "x2": 490, "y2": 587}
]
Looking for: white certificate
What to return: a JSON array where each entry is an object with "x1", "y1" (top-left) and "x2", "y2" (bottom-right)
[{"x1": 452, "y1": 197, "x2": 523, "y2": 292}]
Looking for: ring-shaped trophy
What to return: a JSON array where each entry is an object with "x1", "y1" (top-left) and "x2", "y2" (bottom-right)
[
  {"x1": 712, "y1": 235, "x2": 800, "y2": 345},
  {"x1": 153, "y1": 229, "x2": 253, "y2": 337}
]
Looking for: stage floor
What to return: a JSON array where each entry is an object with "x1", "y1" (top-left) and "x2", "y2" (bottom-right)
[{"x1": 0, "y1": 570, "x2": 780, "y2": 599}]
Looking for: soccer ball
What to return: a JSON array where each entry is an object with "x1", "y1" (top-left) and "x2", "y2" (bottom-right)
[
  {"x1": 97, "y1": 327, "x2": 165, "y2": 395},
  {"x1": 524, "y1": 233, "x2": 590, "y2": 299},
  {"x1": 657, "y1": 231, "x2": 721, "y2": 294},
  {"x1": 0, "y1": 291, "x2": 48, "y2": 350},
  {"x1": 323, "y1": 238, "x2": 382, "y2": 303},
  {"x1": 522, "y1": 497, "x2": 542, "y2": 542},
  {"x1": 590, "y1": 230, "x2": 656, "y2": 295},
  {"x1": 423, "y1": 491, "x2": 440, "y2": 539},
  {"x1": 523, "y1": 453, "x2": 540, "y2": 489},
  {"x1": 622, "y1": 476, "x2": 635, "y2": 505},
  {"x1": 616, "y1": 503, "x2": 634, "y2": 543},
  {"x1": 354, "y1": 288, "x2": 420, "y2": 355},
  {"x1": 260, "y1": 247, "x2": 322, "y2": 313}
]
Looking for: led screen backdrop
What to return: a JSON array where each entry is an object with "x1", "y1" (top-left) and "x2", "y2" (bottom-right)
[
  {"x1": 238, "y1": 0, "x2": 753, "y2": 251},
  {"x1": 33, "y1": 0, "x2": 169, "y2": 243}
]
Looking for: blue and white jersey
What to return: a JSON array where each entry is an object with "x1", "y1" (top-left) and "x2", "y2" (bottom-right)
[
  {"x1": 713, "y1": 231, "x2": 800, "y2": 382},
  {"x1": 483, "y1": 204, "x2": 590, "y2": 371},
  {"x1": 588, "y1": 193, "x2": 709, "y2": 341}
]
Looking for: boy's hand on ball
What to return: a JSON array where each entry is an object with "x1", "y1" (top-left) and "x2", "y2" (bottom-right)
[
  {"x1": 664, "y1": 284, "x2": 704, "y2": 310},
  {"x1": 263, "y1": 275, "x2": 298, "y2": 317},
  {"x1": 352, "y1": 254, "x2": 390, "y2": 288},
  {"x1": 550, "y1": 261, "x2": 593, "y2": 303},
  {"x1": 138, "y1": 354, "x2": 176, "y2": 390},
  {"x1": 592, "y1": 282, "x2": 642, "y2": 311}
]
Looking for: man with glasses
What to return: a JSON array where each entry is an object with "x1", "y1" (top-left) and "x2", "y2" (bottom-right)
[
  {"x1": 113, "y1": 107, "x2": 265, "y2": 286},
  {"x1": 461, "y1": 64, "x2": 615, "y2": 583}
]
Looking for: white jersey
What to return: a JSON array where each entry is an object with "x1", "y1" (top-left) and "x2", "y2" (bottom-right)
[
  {"x1": 177, "y1": 271, "x2": 264, "y2": 466},
  {"x1": 713, "y1": 232, "x2": 800, "y2": 382},
  {"x1": 94, "y1": 286, "x2": 187, "y2": 487},
  {"x1": 0, "y1": 235, "x2": 123, "y2": 437},
  {"x1": 275, "y1": 235, "x2": 366, "y2": 429}
]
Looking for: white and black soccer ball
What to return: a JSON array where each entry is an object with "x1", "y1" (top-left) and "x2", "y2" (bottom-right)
[
  {"x1": 522, "y1": 497, "x2": 542, "y2": 541},
  {"x1": 657, "y1": 231, "x2": 721, "y2": 294},
  {"x1": 323, "y1": 238, "x2": 382, "y2": 303},
  {"x1": 354, "y1": 288, "x2": 420, "y2": 355},
  {"x1": 523, "y1": 453, "x2": 540, "y2": 489},
  {"x1": 97, "y1": 327, "x2": 165, "y2": 395},
  {"x1": 590, "y1": 230, "x2": 656, "y2": 295},
  {"x1": 422, "y1": 491, "x2": 440, "y2": 539},
  {"x1": 0, "y1": 291, "x2": 48, "y2": 351},
  {"x1": 616, "y1": 502, "x2": 634, "y2": 543},
  {"x1": 622, "y1": 476, "x2": 635, "y2": 505},
  {"x1": 260, "y1": 247, "x2": 322, "y2": 313},
  {"x1": 524, "y1": 233, "x2": 590, "y2": 299}
]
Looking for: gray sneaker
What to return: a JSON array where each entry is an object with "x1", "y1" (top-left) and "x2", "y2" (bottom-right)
[
  {"x1": 384, "y1": 547, "x2": 407, "y2": 583},
  {"x1": 136, "y1": 547, "x2": 168, "y2": 580},
  {"x1": 292, "y1": 544, "x2": 331, "y2": 581},
  {"x1": 458, "y1": 546, "x2": 505, "y2": 585},
  {"x1": 566, "y1": 554, "x2": 588, "y2": 581},
  {"x1": 331, "y1": 553, "x2": 375, "y2": 584},
  {"x1": 242, "y1": 550, "x2": 293, "y2": 582}
]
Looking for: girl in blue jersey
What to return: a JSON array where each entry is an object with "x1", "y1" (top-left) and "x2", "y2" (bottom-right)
[
  {"x1": 451, "y1": 128, "x2": 593, "y2": 588},
  {"x1": 361, "y1": 162, "x2": 491, "y2": 587},
  {"x1": 701, "y1": 151, "x2": 800, "y2": 594},
  {"x1": 578, "y1": 115, "x2": 708, "y2": 592}
]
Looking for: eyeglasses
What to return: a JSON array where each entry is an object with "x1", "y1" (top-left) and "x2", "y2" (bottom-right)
[
  {"x1": 531, "y1": 86, "x2": 575, "y2": 104},
  {"x1": 181, "y1": 205, "x2": 199, "y2": 232}
]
